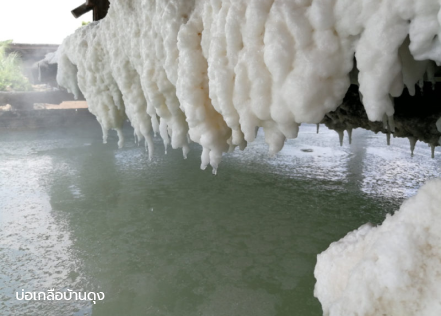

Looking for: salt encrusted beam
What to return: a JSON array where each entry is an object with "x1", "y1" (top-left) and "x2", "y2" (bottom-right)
[
  {"x1": 58, "y1": 0, "x2": 441, "y2": 173},
  {"x1": 322, "y1": 84, "x2": 441, "y2": 153}
]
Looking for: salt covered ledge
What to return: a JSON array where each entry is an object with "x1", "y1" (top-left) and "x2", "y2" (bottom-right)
[{"x1": 56, "y1": 0, "x2": 441, "y2": 173}]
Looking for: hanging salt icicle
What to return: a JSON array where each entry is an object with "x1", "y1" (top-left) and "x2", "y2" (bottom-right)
[
  {"x1": 347, "y1": 127, "x2": 353, "y2": 145},
  {"x1": 145, "y1": 134, "x2": 154, "y2": 160},
  {"x1": 408, "y1": 137, "x2": 417, "y2": 156},
  {"x1": 316, "y1": 124, "x2": 320, "y2": 134},
  {"x1": 382, "y1": 114, "x2": 388, "y2": 130},
  {"x1": 431, "y1": 144, "x2": 435, "y2": 158},
  {"x1": 200, "y1": 147, "x2": 209, "y2": 171},
  {"x1": 159, "y1": 119, "x2": 169, "y2": 155},
  {"x1": 182, "y1": 145, "x2": 189, "y2": 159},
  {"x1": 55, "y1": 0, "x2": 441, "y2": 173},
  {"x1": 337, "y1": 130, "x2": 344, "y2": 146},
  {"x1": 152, "y1": 116, "x2": 159, "y2": 137},
  {"x1": 387, "y1": 115, "x2": 395, "y2": 133},
  {"x1": 386, "y1": 132, "x2": 391, "y2": 146},
  {"x1": 116, "y1": 128, "x2": 124, "y2": 149},
  {"x1": 101, "y1": 127, "x2": 108, "y2": 145}
]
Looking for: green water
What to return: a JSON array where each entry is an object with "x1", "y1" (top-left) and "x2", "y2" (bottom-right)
[{"x1": 1, "y1": 122, "x2": 440, "y2": 316}]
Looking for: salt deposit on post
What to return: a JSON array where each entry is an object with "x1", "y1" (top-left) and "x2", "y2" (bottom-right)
[
  {"x1": 314, "y1": 179, "x2": 441, "y2": 316},
  {"x1": 56, "y1": 0, "x2": 441, "y2": 173}
]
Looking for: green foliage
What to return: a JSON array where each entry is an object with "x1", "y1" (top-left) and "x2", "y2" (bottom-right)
[
  {"x1": 0, "y1": 40, "x2": 32, "y2": 91},
  {"x1": 81, "y1": 21, "x2": 91, "y2": 26}
]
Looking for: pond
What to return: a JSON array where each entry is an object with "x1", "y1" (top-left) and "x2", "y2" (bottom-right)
[{"x1": 0, "y1": 122, "x2": 439, "y2": 315}]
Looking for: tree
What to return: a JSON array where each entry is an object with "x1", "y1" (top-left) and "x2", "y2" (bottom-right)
[{"x1": 0, "y1": 40, "x2": 32, "y2": 91}]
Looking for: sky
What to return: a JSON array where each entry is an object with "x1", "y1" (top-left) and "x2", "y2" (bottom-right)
[{"x1": 0, "y1": 0, "x2": 92, "y2": 44}]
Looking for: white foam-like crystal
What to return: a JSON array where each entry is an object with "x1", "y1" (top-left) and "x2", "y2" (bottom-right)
[
  {"x1": 314, "y1": 179, "x2": 441, "y2": 316},
  {"x1": 56, "y1": 0, "x2": 441, "y2": 171}
]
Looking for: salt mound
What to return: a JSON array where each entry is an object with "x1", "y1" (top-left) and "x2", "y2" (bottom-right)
[
  {"x1": 56, "y1": 0, "x2": 441, "y2": 172},
  {"x1": 314, "y1": 178, "x2": 441, "y2": 316}
]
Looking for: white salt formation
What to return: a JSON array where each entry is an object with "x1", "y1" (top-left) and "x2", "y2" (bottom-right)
[
  {"x1": 314, "y1": 179, "x2": 441, "y2": 316},
  {"x1": 57, "y1": 0, "x2": 441, "y2": 172}
]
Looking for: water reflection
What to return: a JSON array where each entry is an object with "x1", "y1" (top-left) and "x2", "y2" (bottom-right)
[
  {"x1": 0, "y1": 151, "x2": 90, "y2": 315},
  {"x1": 360, "y1": 135, "x2": 441, "y2": 201}
]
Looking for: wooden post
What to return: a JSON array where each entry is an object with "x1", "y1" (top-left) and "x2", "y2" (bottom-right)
[
  {"x1": 71, "y1": 3, "x2": 93, "y2": 19},
  {"x1": 93, "y1": 0, "x2": 110, "y2": 21},
  {"x1": 71, "y1": 0, "x2": 110, "y2": 21}
]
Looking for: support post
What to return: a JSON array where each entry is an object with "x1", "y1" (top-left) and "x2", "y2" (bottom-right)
[{"x1": 71, "y1": 0, "x2": 110, "y2": 21}]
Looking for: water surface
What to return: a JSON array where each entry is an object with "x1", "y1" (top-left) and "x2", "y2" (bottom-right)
[{"x1": 0, "y1": 122, "x2": 439, "y2": 315}]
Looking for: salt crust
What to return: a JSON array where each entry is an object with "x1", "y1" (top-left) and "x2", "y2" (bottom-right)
[
  {"x1": 56, "y1": 0, "x2": 441, "y2": 173},
  {"x1": 314, "y1": 178, "x2": 441, "y2": 316}
]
